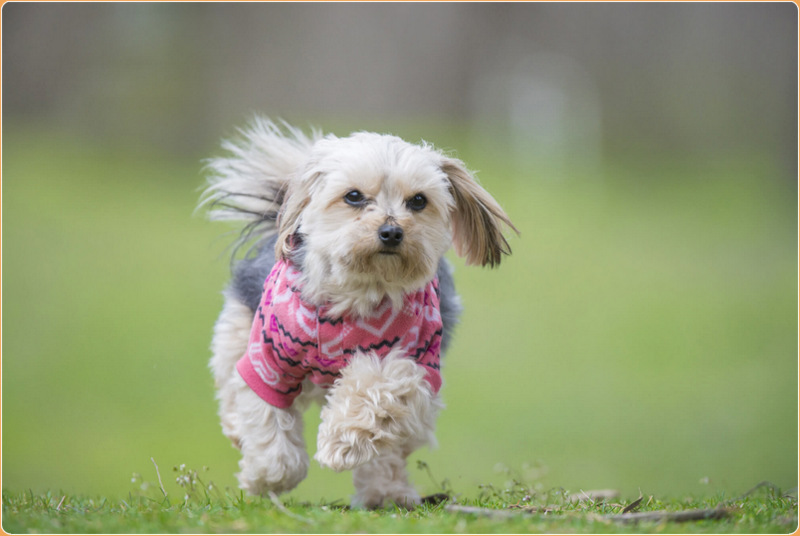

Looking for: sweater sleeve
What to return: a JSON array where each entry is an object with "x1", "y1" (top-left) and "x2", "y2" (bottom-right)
[
  {"x1": 236, "y1": 354, "x2": 303, "y2": 409},
  {"x1": 236, "y1": 265, "x2": 308, "y2": 409}
]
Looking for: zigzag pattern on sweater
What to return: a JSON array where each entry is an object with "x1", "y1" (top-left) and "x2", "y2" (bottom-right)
[
  {"x1": 237, "y1": 260, "x2": 444, "y2": 408},
  {"x1": 262, "y1": 322, "x2": 442, "y2": 373}
]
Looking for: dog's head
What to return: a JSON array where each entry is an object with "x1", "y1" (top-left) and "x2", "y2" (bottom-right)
[{"x1": 276, "y1": 132, "x2": 516, "y2": 314}]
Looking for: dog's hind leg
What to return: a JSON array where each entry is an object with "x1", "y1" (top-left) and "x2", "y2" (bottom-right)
[{"x1": 210, "y1": 294, "x2": 255, "y2": 447}]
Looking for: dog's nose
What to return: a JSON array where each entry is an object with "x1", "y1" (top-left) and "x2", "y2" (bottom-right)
[{"x1": 378, "y1": 224, "x2": 404, "y2": 248}]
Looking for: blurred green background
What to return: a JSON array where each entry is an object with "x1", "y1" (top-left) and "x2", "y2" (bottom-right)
[{"x1": 3, "y1": 3, "x2": 797, "y2": 504}]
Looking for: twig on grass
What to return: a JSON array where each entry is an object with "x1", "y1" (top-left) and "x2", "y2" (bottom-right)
[
  {"x1": 603, "y1": 507, "x2": 732, "y2": 524},
  {"x1": 444, "y1": 505, "x2": 516, "y2": 519},
  {"x1": 444, "y1": 504, "x2": 732, "y2": 525},
  {"x1": 621, "y1": 490, "x2": 644, "y2": 514}
]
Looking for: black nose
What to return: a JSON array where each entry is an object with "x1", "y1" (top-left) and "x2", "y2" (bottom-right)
[{"x1": 378, "y1": 224, "x2": 404, "y2": 248}]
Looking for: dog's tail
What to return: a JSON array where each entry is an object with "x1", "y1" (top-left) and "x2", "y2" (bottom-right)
[{"x1": 200, "y1": 117, "x2": 321, "y2": 255}]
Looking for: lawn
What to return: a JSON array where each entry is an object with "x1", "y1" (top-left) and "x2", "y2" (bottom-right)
[
  {"x1": 2, "y1": 473, "x2": 797, "y2": 533},
  {"x1": 2, "y1": 122, "x2": 797, "y2": 532}
]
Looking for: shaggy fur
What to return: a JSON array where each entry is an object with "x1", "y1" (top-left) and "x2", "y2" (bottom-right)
[{"x1": 202, "y1": 117, "x2": 515, "y2": 508}]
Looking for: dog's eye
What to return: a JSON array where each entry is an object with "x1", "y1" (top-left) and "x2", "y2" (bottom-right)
[
  {"x1": 344, "y1": 190, "x2": 366, "y2": 207},
  {"x1": 407, "y1": 193, "x2": 427, "y2": 211}
]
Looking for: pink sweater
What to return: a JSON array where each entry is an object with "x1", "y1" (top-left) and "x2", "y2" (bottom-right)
[{"x1": 236, "y1": 260, "x2": 443, "y2": 408}]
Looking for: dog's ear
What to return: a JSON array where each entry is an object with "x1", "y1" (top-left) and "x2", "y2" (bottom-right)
[
  {"x1": 275, "y1": 171, "x2": 320, "y2": 260},
  {"x1": 441, "y1": 157, "x2": 518, "y2": 267}
]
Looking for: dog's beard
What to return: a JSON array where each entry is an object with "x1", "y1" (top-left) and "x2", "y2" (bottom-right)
[
  {"x1": 344, "y1": 239, "x2": 435, "y2": 286},
  {"x1": 298, "y1": 235, "x2": 440, "y2": 319}
]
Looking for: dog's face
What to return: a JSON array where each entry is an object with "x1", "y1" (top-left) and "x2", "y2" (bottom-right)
[
  {"x1": 276, "y1": 132, "x2": 515, "y2": 314},
  {"x1": 296, "y1": 133, "x2": 456, "y2": 289}
]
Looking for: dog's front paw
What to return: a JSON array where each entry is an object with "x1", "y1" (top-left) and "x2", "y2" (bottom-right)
[
  {"x1": 315, "y1": 350, "x2": 440, "y2": 472},
  {"x1": 237, "y1": 430, "x2": 310, "y2": 495},
  {"x1": 232, "y1": 379, "x2": 310, "y2": 496},
  {"x1": 314, "y1": 418, "x2": 380, "y2": 471}
]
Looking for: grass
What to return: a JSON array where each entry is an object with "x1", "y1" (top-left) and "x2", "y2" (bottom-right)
[
  {"x1": 2, "y1": 122, "x2": 797, "y2": 529},
  {"x1": 2, "y1": 467, "x2": 797, "y2": 533}
]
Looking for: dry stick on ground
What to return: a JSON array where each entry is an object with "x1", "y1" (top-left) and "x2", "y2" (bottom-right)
[
  {"x1": 601, "y1": 508, "x2": 732, "y2": 524},
  {"x1": 444, "y1": 504, "x2": 732, "y2": 524}
]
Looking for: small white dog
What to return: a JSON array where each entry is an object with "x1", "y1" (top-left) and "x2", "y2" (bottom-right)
[{"x1": 202, "y1": 118, "x2": 516, "y2": 508}]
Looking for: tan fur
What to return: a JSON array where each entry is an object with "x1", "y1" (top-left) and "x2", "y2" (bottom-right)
[{"x1": 441, "y1": 157, "x2": 519, "y2": 267}]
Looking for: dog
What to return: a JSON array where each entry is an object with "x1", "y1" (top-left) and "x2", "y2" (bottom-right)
[{"x1": 201, "y1": 118, "x2": 516, "y2": 508}]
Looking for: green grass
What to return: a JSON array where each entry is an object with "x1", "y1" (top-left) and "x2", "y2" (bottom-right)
[
  {"x1": 2, "y1": 122, "x2": 797, "y2": 529},
  {"x1": 3, "y1": 471, "x2": 797, "y2": 534}
]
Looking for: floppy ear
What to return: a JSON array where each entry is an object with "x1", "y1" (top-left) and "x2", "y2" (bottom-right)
[
  {"x1": 441, "y1": 157, "x2": 518, "y2": 267},
  {"x1": 275, "y1": 171, "x2": 321, "y2": 260}
]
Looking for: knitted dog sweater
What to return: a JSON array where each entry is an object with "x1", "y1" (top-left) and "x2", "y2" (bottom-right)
[{"x1": 236, "y1": 260, "x2": 443, "y2": 409}]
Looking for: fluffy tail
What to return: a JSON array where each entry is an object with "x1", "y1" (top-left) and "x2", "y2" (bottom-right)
[{"x1": 200, "y1": 117, "x2": 321, "y2": 253}]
